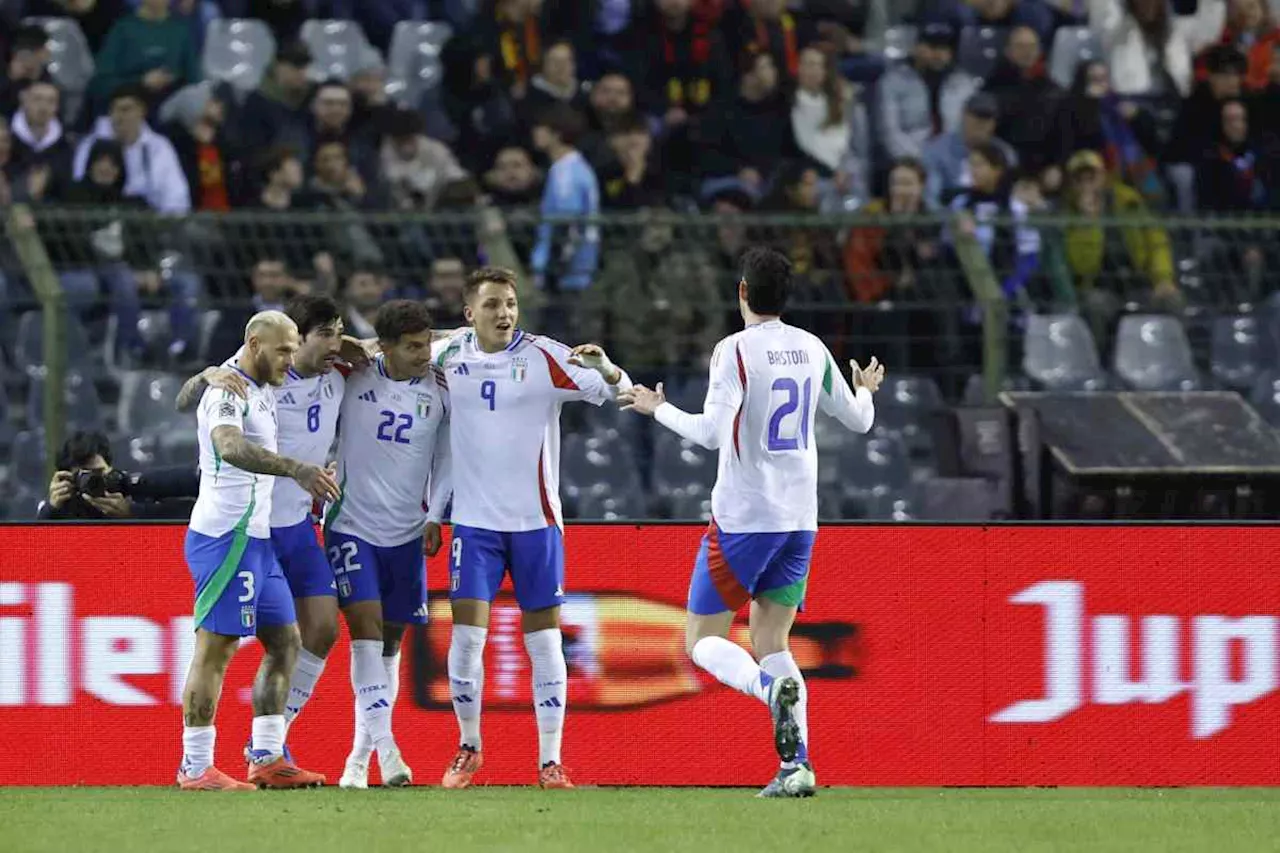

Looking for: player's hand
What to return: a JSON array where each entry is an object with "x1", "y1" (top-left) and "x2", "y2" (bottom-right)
[
  {"x1": 201, "y1": 366, "x2": 249, "y2": 400},
  {"x1": 84, "y1": 491, "x2": 131, "y2": 518},
  {"x1": 339, "y1": 335, "x2": 377, "y2": 369},
  {"x1": 48, "y1": 471, "x2": 75, "y2": 509},
  {"x1": 568, "y1": 344, "x2": 621, "y2": 383},
  {"x1": 851, "y1": 356, "x2": 885, "y2": 393},
  {"x1": 295, "y1": 463, "x2": 341, "y2": 503},
  {"x1": 424, "y1": 522, "x2": 443, "y2": 557},
  {"x1": 618, "y1": 382, "x2": 666, "y2": 416}
]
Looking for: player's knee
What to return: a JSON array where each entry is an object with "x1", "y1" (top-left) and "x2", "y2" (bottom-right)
[
  {"x1": 748, "y1": 624, "x2": 788, "y2": 660},
  {"x1": 343, "y1": 604, "x2": 383, "y2": 640},
  {"x1": 382, "y1": 623, "x2": 407, "y2": 656},
  {"x1": 300, "y1": 620, "x2": 339, "y2": 657},
  {"x1": 193, "y1": 631, "x2": 238, "y2": 671},
  {"x1": 260, "y1": 623, "x2": 302, "y2": 663}
]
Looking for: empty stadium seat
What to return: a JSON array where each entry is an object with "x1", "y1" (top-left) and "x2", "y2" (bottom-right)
[
  {"x1": 576, "y1": 487, "x2": 647, "y2": 521},
  {"x1": 839, "y1": 433, "x2": 911, "y2": 493},
  {"x1": 300, "y1": 19, "x2": 375, "y2": 81},
  {"x1": 561, "y1": 432, "x2": 641, "y2": 500},
  {"x1": 652, "y1": 431, "x2": 717, "y2": 496},
  {"x1": 1249, "y1": 371, "x2": 1280, "y2": 427},
  {"x1": 882, "y1": 24, "x2": 917, "y2": 62},
  {"x1": 0, "y1": 382, "x2": 15, "y2": 452},
  {"x1": 386, "y1": 21, "x2": 452, "y2": 107},
  {"x1": 1048, "y1": 26, "x2": 1102, "y2": 88},
  {"x1": 957, "y1": 26, "x2": 1007, "y2": 80},
  {"x1": 25, "y1": 370, "x2": 103, "y2": 432},
  {"x1": 24, "y1": 17, "x2": 94, "y2": 122},
  {"x1": 666, "y1": 490, "x2": 712, "y2": 522},
  {"x1": 117, "y1": 370, "x2": 191, "y2": 435},
  {"x1": 1211, "y1": 315, "x2": 1265, "y2": 391},
  {"x1": 203, "y1": 19, "x2": 276, "y2": 92},
  {"x1": 1022, "y1": 313, "x2": 1108, "y2": 391},
  {"x1": 11, "y1": 429, "x2": 47, "y2": 492},
  {"x1": 15, "y1": 311, "x2": 97, "y2": 378},
  {"x1": 961, "y1": 373, "x2": 1031, "y2": 405},
  {"x1": 1113, "y1": 315, "x2": 1200, "y2": 391}
]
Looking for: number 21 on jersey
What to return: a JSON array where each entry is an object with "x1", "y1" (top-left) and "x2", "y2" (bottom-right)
[{"x1": 767, "y1": 377, "x2": 812, "y2": 451}]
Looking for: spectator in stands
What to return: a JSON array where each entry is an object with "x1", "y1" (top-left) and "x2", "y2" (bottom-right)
[
  {"x1": 695, "y1": 48, "x2": 793, "y2": 196},
  {"x1": 350, "y1": 57, "x2": 395, "y2": 147},
  {"x1": 158, "y1": 81, "x2": 238, "y2": 212},
  {"x1": 804, "y1": 0, "x2": 890, "y2": 83},
  {"x1": 791, "y1": 43, "x2": 870, "y2": 202},
  {"x1": 483, "y1": 144, "x2": 544, "y2": 206},
  {"x1": 600, "y1": 112, "x2": 667, "y2": 208},
  {"x1": 0, "y1": 116, "x2": 48, "y2": 206},
  {"x1": 0, "y1": 25, "x2": 51, "y2": 118},
  {"x1": 22, "y1": 0, "x2": 126, "y2": 54},
  {"x1": 1057, "y1": 149, "x2": 1179, "y2": 349},
  {"x1": 1200, "y1": 0, "x2": 1280, "y2": 91},
  {"x1": 530, "y1": 104, "x2": 600, "y2": 291},
  {"x1": 381, "y1": 109, "x2": 469, "y2": 211},
  {"x1": 38, "y1": 430, "x2": 197, "y2": 520},
  {"x1": 724, "y1": 0, "x2": 817, "y2": 86},
  {"x1": 10, "y1": 79, "x2": 74, "y2": 199},
  {"x1": 220, "y1": 0, "x2": 309, "y2": 44},
  {"x1": 238, "y1": 40, "x2": 313, "y2": 157},
  {"x1": 580, "y1": 69, "x2": 642, "y2": 169},
  {"x1": 521, "y1": 40, "x2": 589, "y2": 123},
  {"x1": 341, "y1": 265, "x2": 389, "y2": 339},
  {"x1": 480, "y1": 0, "x2": 549, "y2": 97},
  {"x1": 877, "y1": 22, "x2": 979, "y2": 160},
  {"x1": 440, "y1": 38, "x2": 522, "y2": 173},
  {"x1": 983, "y1": 25, "x2": 1065, "y2": 176},
  {"x1": 1087, "y1": 0, "x2": 1226, "y2": 97},
  {"x1": 1054, "y1": 60, "x2": 1165, "y2": 207},
  {"x1": 947, "y1": 141, "x2": 1042, "y2": 303},
  {"x1": 918, "y1": 0, "x2": 1056, "y2": 46},
  {"x1": 207, "y1": 255, "x2": 299, "y2": 353},
  {"x1": 305, "y1": 81, "x2": 377, "y2": 183},
  {"x1": 1196, "y1": 98, "x2": 1279, "y2": 211},
  {"x1": 306, "y1": 136, "x2": 385, "y2": 214},
  {"x1": 88, "y1": 0, "x2": 200, "y2": 114},
  {"x1": 424, "y1": 257, "x2": 468, "y2": 329},
  {"x1": 636, "y1": 0, "x2": 733, "y2": 127},
  {"x1": 1166, "y1": 43, "x2": 1247, "y2": 209},
  {"x1": 845, "y1": 157, "x2": 947, "y2": 302},
  {"x1": 72, "y1": 84, "x2": 191, "y2": 214},
  {"x1": 253, "y1": 145, "x2": 305, "y2": 212},
  {"x1": 924, "y1": 92, "x2": 1016, "y2": 207}
]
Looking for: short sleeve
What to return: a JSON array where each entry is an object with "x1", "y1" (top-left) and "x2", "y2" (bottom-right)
[{"x1": 203, "y1": 388, "x2": 246, "y2": 431}]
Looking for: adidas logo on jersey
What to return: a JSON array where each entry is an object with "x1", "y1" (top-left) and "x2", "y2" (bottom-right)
[
  {"x1": 413, "y1": 603, "x2": 429, "y2": 620},
  {"x1": 281, "y1": 392, "x2": 297, "y2": 405},
  {"x1": 358, "y1": 390, "x2": 379, "y2": 403},
  {"x1": 454, "y1": 364, "x2": 469, "y2": 376}
]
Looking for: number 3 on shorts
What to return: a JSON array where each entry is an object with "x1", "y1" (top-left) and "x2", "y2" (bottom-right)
[{"x1": 237, "y1": 569, "x2": 255, "y2": 603}]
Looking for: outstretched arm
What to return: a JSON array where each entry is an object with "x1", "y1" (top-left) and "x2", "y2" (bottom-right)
[
  {"x1": 819, "y1": 353, "x2": 881, "y2": 434},
  {"x1": 619, "y1": 339, "x2": 742, "y2": 449},
  {"x1": 176, "y1": 367, "x2": 249, "y2": 413}
]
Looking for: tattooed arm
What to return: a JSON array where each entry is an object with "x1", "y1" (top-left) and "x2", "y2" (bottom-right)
[
  {"x1": 211, "y1": 425, "x2": 341, "y2": 501},
  {"x1": 175, "y1": 367, "x2": 249, "y2": 413}
]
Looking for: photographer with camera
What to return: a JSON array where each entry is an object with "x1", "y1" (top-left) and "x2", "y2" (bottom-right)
[{"x1": 37, "y1": 431, "x2": 199, "y2": 520}]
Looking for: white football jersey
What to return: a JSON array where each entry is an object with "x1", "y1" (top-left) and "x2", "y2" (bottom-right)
[
  {"x1": 189, "y1": 368, "x2": 279, "y2": 539},
  {"x1": 434, "y1": 330, "x2": 624, "y2": 532},
  {"x1": 325, "y1": 355, "x2": 452, "y2": 548},
  {"x1": 658, "y1": 320, "x2": 874, "y2": 533},
  {"x1": 224, "y1": 353, "x2": 346, "y2": 529}
]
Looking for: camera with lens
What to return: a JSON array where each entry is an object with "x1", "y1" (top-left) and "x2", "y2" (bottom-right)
[{"x1": 74, "y1": 469, "x2": 133, "y2": 498}]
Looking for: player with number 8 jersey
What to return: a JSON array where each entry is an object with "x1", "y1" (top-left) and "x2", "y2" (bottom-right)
[{"x1": 432, "y1": 266, "x2": 631, "y2": 790}]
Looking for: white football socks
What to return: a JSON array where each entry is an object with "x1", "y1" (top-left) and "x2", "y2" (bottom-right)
[
  {"x1": 760, "y1": 650, "x2": 809, "y2": 765},
  {"x1": 181, "y1": 725, "x2": 215, "y2": 777},
  {"x1": 348, "y1": 650, "x2": 401, "y2": 761},
  {"x1": 448, "y1": 624, "x2": 488, "y2": 749},
  {"x1": 691, "y1": 636, "x2": 772, "y2": 703},
  {"x1": 284, "y1": 648, "x2": 326, "y2": 729},
  {"x1": 350, "y1": 639, "x2": 395, "y2": 763},
  {"x1": 525, "y1": 628, "x2": 567, "y2": 767},
  {"x1": 251, "y1": 714, "x2": 286, "y2": 759}
]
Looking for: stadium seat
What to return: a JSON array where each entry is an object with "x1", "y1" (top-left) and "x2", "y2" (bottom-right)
[
  {"x1": 15, "y1": 311, "x2": 98, "y2": 378},
  {"x1": 386, "y1": 21, "x2": 452, "y2": 107},
  {"x1": 300, "y1": 19, "x2": 375, "y2": 81},
  {"x1": 1022, "y1": 313, "x2": 1108, "y2": 391},
  {"x1": 957, "y1": 26, "x2": 1007, "y2": 80},
  {"x1": 961, "y1": 373, "x2": 1031, "y2": 405},
  {"x1": 1048, "y1": 26, "x2": 1102, "y2": 89},
  {"x1": 1113, "y1": 315, "x2": 1200, "y2": 391},
  {"x1": 12, "y1": 429, "x2": 47, "y2": 492},
  {"x1": 1248, "y1": 371, "x2": 1280, "y2": 427},
  {"x1": 117, "y1": 370, "x2": 191, "y2": 436},
  {"x1": 1211, "y1": 315, "x2": 1265, "y2": 391},
  {"x1": 203, "y1": 19, "x2": 277, "y2": 93},
  {"x1": 0, "y1": 382, "x2": 15, "y2": 452},
  {"x1": 882, "y1": 24, "x2": 917, "y2": 61},
  {"x1": 561, "y1": 432, "x2": 642, "y2": 501},
  {"x1": 24, "y1": 17, "x2": 94, "y2": 122},
  {"x1": 652, "y1": 430, "x2": 717, "y2": 497},
  {"x1": 111, "y1": 434, "x2": 159, "y2": 469},
  {"x1": 157, "y1": 429, "x2": 201, "y2": 466},
  {"x1": 576, "y1": 486, "x2": 648, "y2": 521},
  {"x1": 666, "y1": 490, "x2": 713, "y2": 522},
  {"x1": 25, "y1": 370, "x2": 103, "y2": 432},
  {"x1": 839, "y1": 433, "x2": 911, "y2": 493}
]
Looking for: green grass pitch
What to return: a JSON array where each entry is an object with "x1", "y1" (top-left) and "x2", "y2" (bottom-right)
[{"x1": 3, "y1": 787, "x2": 1279, "y2": 852}]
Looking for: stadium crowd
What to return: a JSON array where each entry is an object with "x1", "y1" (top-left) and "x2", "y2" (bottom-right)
[{"x1": 3, "y1": 0, "x2": 1280, "y2": 520}]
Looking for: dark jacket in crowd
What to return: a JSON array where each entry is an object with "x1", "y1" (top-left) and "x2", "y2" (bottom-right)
[
  {"x1": 695, "y1": 89, "x2": 795, "y2": 179},
  {"x1": 983, "y1": 58, "x2": 1065, "y2": 173},
  {"x1": 1195, "y1": 136, "x2": 1280, "y2": 212}
]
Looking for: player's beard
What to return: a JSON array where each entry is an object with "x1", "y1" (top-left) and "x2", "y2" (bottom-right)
[{"x1": 256, "y1": 350, "x2": 283, "y2": 386}]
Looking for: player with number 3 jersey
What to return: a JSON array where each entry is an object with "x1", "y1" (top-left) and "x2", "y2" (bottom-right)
[
  {"x1": 325, "y1": 301, "x2": 452, "y2": 789},
  {"x1": 619, "y1": 247, "x2": 884, "y2": 799},
  {"x1": 432, "y1": 266, "x2": 631, "y2": 790}
]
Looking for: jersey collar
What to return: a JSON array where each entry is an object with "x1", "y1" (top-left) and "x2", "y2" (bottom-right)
[{"x1": 230, "y1": 364, "x2": 264, "y2": 388}]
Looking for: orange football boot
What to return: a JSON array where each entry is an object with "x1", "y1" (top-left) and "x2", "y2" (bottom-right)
[
  {"x1": 177, "y1": 766, "x2": 256, "y2": 791},
  {"x1": 441, "y1": 746, "x2": 483, "y2": 789}
]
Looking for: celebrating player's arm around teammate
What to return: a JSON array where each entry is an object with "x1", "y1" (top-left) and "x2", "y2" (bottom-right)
[
  {"x1": 325, "y1": 300, "x2": 453, "y2": 789},
  {"x1": 433, "y1": 266, "x2": 631, "y2": 790},
  {"x1": 177, "y1": 311, "x2": 341, "y2": 791},
  {"x1": 178, "y1": 296, "x2": 353, "y2": 769},
  {"x1": 619, "y1": 247, "x2": 885, "y2": 798}
]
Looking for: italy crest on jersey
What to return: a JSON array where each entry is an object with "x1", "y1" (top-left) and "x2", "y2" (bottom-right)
[
  {"x1": 416, "y1": 394, "x2": 432, "y2": 418},
  {"x1": 511, "y1": 358, "x2": 528, "y2": 383}
]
